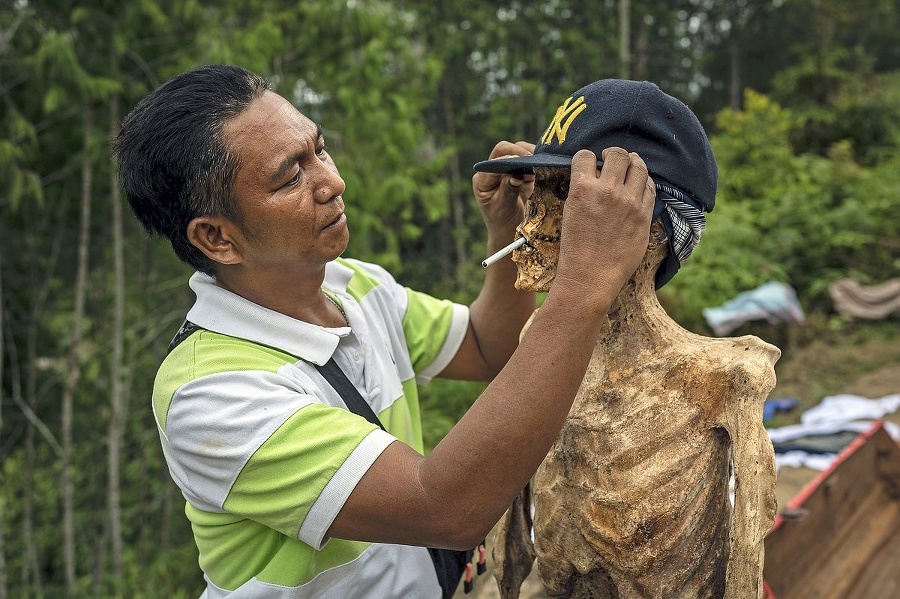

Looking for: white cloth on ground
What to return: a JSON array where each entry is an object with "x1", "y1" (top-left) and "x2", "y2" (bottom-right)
[
  {"x1": 767, "y1": 393, "x2": 900, "y2": 472},
  {"x1": 702, "y1": 281, "x2": 805, "y2": 336}
]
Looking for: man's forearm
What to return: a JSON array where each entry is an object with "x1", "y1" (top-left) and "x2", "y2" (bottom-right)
[{"x1": 420, "y1": 290, "x2": 609, "y2": 548}]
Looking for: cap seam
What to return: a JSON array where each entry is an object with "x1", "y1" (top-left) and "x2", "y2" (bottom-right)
[{"x1": 625, "y1": 81, "x2": 647, "y2": 137}]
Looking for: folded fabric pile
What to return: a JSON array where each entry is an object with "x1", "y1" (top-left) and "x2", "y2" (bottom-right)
[{"x1": 829, "y1": 278, "x2": 900, "y2": 320}]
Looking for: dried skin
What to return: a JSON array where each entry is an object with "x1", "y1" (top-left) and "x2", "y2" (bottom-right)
[
  {"x1": 493, "y1": 484, "x2": 536, "y2": 599},
  {"x1": 494, "y1": 176, "x2": 779, "y2": 599},
  {"x1": 512, "y1": 168, "x2": 568, "y2": 292},
  {"x1": 533, "y1": 326, "x2": 777, "y2": 599}
]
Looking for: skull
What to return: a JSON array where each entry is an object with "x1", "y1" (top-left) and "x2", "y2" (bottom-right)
[
  {"x1": 513, "y1": 167, "x2": 670, "y2": 293},
  {"x1": 512, "y1": 167, "x2": 569, "y2": 292}
]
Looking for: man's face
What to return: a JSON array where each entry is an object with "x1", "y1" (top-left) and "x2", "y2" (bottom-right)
[
  {"x1": 511, "y1": 167, "x2": 568, "y2": 291},
  {"x1": 223, "y1": 91, "x2": 349, "y2": 273}
]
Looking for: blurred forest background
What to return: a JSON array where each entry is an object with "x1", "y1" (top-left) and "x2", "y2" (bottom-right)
[{"x1": 1, "y1": 0, "x2": 898, "y2": 597}]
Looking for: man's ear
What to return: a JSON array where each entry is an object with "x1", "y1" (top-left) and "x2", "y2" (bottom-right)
[{"x1": 186, "y1": 216, "x2": 243, "y2": 266}]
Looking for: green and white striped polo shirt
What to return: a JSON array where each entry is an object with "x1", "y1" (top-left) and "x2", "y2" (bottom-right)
[{"x1": 153, "y1": 258, "x2": 469, "y2": 598}]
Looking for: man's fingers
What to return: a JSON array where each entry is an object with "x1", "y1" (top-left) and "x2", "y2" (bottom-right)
[
  {"x1": 473, "y1": 171, "x2": 501, "y2": 195},
  {"x1": 598, "y1": 147, "x2": 631, "y2": 181},
  {"x1": 515, "y1": 140, "x2": 536, "y2": 155},
  {"x1": 506, "y1": 173, "x2": 531, "y2": 190},
  {"x1": 474, "y1": 170, "x2": 533, "y2": 196},
  {"x1": 489, "y1": 140, "x2": 534, "y2": 160},
  {"x1": 570, "y1": 149, "x2": 599, "y2": 182},
  {"x1": 622, "y1": 152, "x2": 651, "y2": 201},
  {"x1": 643, "y1": 175, "x2": 657, "y2": 205},
  {"x1": 586, "y1": 147, "x2": 652, "y2": 207},
  {"x1": 475, "y1": 140, "x2": 535, "y2": 198}
]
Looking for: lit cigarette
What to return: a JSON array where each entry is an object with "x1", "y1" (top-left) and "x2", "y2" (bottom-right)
[{"x1": 482, "y1": 237, "x2": 527, "y2": 268}]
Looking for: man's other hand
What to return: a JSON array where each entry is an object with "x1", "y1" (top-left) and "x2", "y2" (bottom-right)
[{"x1": 472, "y1": 141, "x2": 536, "y2": 235}]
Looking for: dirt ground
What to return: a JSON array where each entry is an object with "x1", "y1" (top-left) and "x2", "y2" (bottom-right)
[{"x1": 456, "y1": 331, "x2": 900, "y2": 599}]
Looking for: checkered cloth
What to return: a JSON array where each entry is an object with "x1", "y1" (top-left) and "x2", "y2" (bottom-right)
[{"x1": 653, "y1": 181, "x2": 706, "y2": 287}]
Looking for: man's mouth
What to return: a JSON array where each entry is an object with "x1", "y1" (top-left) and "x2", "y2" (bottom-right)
[{"x1": 323, "y1": 212, "x2": 346, "y2": 230}]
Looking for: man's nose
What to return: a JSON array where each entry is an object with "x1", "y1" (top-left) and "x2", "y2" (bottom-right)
[{"x1": 314, "y1": 162, "x2": 346, "y2": 203}]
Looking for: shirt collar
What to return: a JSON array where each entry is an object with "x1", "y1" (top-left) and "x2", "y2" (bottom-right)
[{"x1": 185, "y1": 262, "x2": 354, "y2": 365}]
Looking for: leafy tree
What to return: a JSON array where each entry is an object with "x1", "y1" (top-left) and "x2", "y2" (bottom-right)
[
  {"x1": 0, "y1": 1, "x2": 899, "y2": 595},
  {"x1": 663, "y1": 86, "x2": 900, "y2": 329}
]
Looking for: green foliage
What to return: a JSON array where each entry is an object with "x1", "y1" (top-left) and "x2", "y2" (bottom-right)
[
  {"x1": 2, "y1": 1, "x2": 900, "y2": 596},
  {"x1": 665, "y1": 83, "x2": 900, "y2": 328},
  {"x1": 778, "y1": 64, "x2": 900, "y2": 166},
  {"x1": 661, "y1": 202, "x2": 790, "y2": 331}
]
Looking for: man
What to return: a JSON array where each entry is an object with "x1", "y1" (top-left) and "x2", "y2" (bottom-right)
[{"x1": 113, "y1": 64, "x2": 654, "y2": 598}]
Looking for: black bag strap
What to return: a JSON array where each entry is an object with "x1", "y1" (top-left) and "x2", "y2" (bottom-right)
[
  {"x1": 316, "y1": 357, "x2": 385, "y2": 431},
  {"x1": 168, "y1": 320, "x2": 205, "y2": 354}
]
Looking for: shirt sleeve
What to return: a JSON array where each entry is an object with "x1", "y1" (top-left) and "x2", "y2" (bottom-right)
[
  {"x1": 339, "y1": 258, "x2": 469, "y2": 385},
  {"x1": 161, "y1": 368, "x2": 396, "y2": 549},
  {"x1": 402, "y1": 288, "x2": 469, "y2": 384}
]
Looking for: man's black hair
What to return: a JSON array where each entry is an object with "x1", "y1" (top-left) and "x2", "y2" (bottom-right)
[{"x1": 112, "y1": 64, "x2": 270, "y2": 275}]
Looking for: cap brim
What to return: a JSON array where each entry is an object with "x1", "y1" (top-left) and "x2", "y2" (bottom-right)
[{"x1": 473, "y1": 153, "x2": 601, "y2": 174}]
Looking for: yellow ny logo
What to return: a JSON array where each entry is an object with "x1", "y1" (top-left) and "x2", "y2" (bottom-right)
[{"x1": 540, "y1": 95, "x2": 587, "y2": 145}]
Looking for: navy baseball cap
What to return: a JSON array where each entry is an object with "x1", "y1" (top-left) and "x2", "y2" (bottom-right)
[{"x1": 473, "y1": 79, "x2": 718, "y2": 212}]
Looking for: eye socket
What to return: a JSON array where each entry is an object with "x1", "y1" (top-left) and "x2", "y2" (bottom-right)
[
  {"x1": 316, "y1": 144, "x2": 327, "y2": 158},
  {"x1": 285, "y1": 171, "x2": 301, "y2": 187}
]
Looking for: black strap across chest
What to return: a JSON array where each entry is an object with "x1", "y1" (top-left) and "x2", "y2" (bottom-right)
[{"x1": 316, "y1": 357, "x2": 385, "y2": 430}]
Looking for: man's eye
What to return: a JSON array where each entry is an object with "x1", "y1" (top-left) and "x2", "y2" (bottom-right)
[
  {"x1": 286, "y1": 172, "x2": 301, "y2": 186},
  {"x1": 316, "y1": 147, "x2": 327, "y2": 159}
]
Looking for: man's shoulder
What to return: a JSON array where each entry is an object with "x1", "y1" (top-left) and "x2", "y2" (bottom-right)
[
  {"x1": 162, "y1": 328, "x2": 298, "y2": 381},
  {"x1": 153, "y1": 329, "x2": 305, "y2": 425},
  {"x1": 329, "y1": 258, "x2": 420, "y2": 318}
]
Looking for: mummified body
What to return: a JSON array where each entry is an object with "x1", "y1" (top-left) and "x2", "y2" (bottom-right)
[{"x1": 494, "y1": 168, "x2": 779, "y2": 599}]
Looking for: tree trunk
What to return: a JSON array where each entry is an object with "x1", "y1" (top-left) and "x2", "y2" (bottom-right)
[
  {"x1": 729, "y1": 29, "x2": 741, "y2": 109},
  {"x1": 0, "y1": 251, "x2": 7, "y2": 599},
  {"x1": 440, "y1": 76, "x2": 467, "y2": 284},
  {"x1": 19, "y1": 196, "x2": 66, "y2": 597},
  {"x1": 634, "y1": 12, "x2": 648, "y2": 81},
  {"x1": 23, "y1": 264, "x2": 42, "y2": 597},
  {"x1": 618, "y1": 0, "x2": 631, "y2": 79},
  {"x1": 61, "y1": 99, "x2": 94, "y2": 597},
  {"x1": 107, "y1": 91, "x2": 126, "y2": 587},
  {"x1": 8, "y1": 313, "x2": 42, "y2": 597}
]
